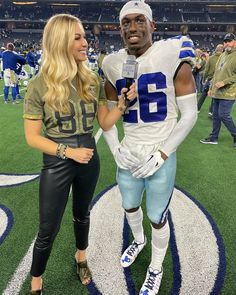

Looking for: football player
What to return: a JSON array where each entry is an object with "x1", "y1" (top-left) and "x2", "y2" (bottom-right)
[
  {"x1": 15, "y1": 62, "x2": 28, "y2": 100},
  {"x1": 2, "y1": 43, "x2": 26, "y2": 104},
  {"x1": 102, "y1": 1, "x2": 198, "y2": 294},
  {"x1": 26, "y1": 46, "x2": 38, "y2": 78}
]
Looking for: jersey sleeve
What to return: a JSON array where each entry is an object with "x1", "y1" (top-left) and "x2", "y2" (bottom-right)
[
  {"x1": 178, "y1": 35, "x2": 195, "y2": 66},
  {"x1": 102, "y1": 54, "x2": 116, "y2": 88},
  {"x1": 23, "y1": 78, "x2": 44, "y2": 120}
]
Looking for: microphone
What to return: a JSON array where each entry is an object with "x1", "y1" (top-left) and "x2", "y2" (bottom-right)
[{"x1": 121, "y1": 55, "x2": 138, "y2": 107}]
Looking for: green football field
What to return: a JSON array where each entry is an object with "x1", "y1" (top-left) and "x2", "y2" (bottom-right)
[{"x1": 0, "y1": 78, "x2": 236, "y2": 295}]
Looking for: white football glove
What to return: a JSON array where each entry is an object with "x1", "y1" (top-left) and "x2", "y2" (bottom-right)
[
  {"x1": 114, "y1": 146, "x2": 140, "y2": 170},
  {"x1": 132, "y1": 151, "x2": 165, "y2": 178}
]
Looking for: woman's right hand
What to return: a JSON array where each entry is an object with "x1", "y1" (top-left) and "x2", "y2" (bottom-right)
[{"x1": 66, "y1": 147, "x2": 94, "y2": 163}]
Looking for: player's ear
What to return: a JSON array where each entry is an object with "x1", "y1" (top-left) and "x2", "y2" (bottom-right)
[{"x1": 150, "y1": 21, "x2": 156, "y2": 33}]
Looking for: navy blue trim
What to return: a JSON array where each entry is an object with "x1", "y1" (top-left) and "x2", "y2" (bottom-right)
[
  {"x1": 182, "y1": 41, "x2": 194, "y2": 48},
  {"x1": 175, "y1": 185, "x2": 226, "y2": 295},
  {"x1": 168, "y1": 212, "x2": 182, "y2": 295},
  {"x1": 160, "y1": 188, "x2": 174, "y2": 223},
  {"x1": 0, "y1": 173, "x2": 40, "y2": 188},
  {"x1": 0, "y1": 204, "x2": 14, "y2": 245},
  {"x1": 179, "y1": 50, "x2": 195, "y2": 58}
]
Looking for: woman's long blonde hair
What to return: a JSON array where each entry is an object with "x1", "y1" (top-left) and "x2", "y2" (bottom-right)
[{"x1": 41, "y1": 14, "x2": 98, "y2": 113}]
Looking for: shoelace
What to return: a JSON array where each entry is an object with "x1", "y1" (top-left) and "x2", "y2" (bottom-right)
[
  {"x1": 126, "y1": 241, "x2": 139, "y2": 256},
  {"x1": 144, "y1": 270, "x2": 160, "y2": 290}
]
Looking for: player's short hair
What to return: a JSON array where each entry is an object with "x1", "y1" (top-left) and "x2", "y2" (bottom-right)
[{"x1": 7, "y1": 43, "x2": 14, "y2": 51}]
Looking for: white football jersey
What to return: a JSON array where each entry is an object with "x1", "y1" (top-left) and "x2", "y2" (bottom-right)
[{"x1": 102, "y1": 35, "x2": 195, "y2": 147}]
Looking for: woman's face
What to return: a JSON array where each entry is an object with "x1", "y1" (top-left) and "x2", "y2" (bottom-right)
[{"x1": 71, "y1": 22, "x2": 88, "y2": 63}]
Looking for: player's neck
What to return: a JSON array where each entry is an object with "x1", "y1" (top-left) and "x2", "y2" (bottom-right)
[{"x1": 127, "y1": 42, "x2": 152, "y2": 58}]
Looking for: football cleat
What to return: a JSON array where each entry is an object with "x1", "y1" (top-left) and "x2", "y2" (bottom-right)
[
  {"x1": 120, "y1": 237, "x2": 147, "y2": 267},
  {"x1": 139, "y1": 267, "x2": 163, "y2": 295}
]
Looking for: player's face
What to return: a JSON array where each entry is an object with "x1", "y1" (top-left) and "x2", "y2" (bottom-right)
[
  {"x1": 71, "y1": 22, "x2": 88, "y2": 63},
  {"x1": 120, "y1": 13, "x2": 155, "y2": 57}
]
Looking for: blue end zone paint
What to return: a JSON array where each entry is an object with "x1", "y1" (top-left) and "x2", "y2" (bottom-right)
[
  {"x1": 169, "y1": 213, "x2": 182, "y2": 295},
  {"x1": 0, "y1": 204, "x2": 14, "y2": 245},
  {"x1": 175, "y1": 185, "x2": 226, "y2": 295},
  {"x1": 0, "y1": 173, "x2": 40, "y2": 188},
  {"x1": 85, "y1": 184, "x2": 226, "y2": 295}
]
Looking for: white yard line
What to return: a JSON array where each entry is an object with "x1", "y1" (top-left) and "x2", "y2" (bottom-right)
[{"x1": 2, "y1": 239, "x2": 35, "y2": 295}]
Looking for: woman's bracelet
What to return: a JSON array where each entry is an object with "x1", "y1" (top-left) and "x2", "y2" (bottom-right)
[
  {"x1": 117, "y1": 101, "x2": 126, "y2": 113},
  {"x1": 56, "y1": 143, "x2": 68, "y2": 160}
]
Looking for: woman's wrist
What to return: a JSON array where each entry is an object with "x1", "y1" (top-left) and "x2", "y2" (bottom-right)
[
  {"x1": 117, "y1": 97, "x2": 126, "y2": 113},
  {"x1": 56, "y1": 143, "x2": 68, "y2": 160}
]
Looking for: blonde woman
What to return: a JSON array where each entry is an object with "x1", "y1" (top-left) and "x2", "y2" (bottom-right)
[{"x1": 24, "y1": 14, "x2": 137, "y2": 294}]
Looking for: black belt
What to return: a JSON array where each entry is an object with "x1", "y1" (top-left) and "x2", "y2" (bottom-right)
[{"x1": 47, "y1": 133, "x2": 94, "y2": 148}]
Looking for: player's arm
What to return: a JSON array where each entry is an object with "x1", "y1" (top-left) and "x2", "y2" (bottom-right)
[
  {"x1": 160, "y1": 62, "x2": 197, "y2": 157},
  {"x1": 132, "y1": 63, "x2": 197, "y2": 178},
  {"x1": 100, "y1": 80, "x2": 140, "y2": 170}
]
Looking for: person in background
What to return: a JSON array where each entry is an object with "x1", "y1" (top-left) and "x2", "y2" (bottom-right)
[
  {"x1": 15, "y1": 62, "x2": 28, "y2": 100},
  {"x1": 192, "y1": 48, "x2": 205, "y2": 93},
  {"x1": 0, "y1": 46, "x2": 5, "y2": 79},
  {"x1": 102, "y1": 1, "x2": 197, "y2": 294},
  {"x1": 197, "y1": 44, "x2": 224, "y2": 116},
  {"x1": 26, "y1": 46, "x2": 38, "y2": 78},
  {"x1": 200, "y1": 33, "x2": 236, "y2": 148},
  {"x1": 23, "y1": 14, "x2": 136, "y2": 294},
  {"x1": 97, "y1": 48, "x2": 107, "y2": 79},
  {"x1": 2, "y1": 42, "x2": 26, "y2": 104}
]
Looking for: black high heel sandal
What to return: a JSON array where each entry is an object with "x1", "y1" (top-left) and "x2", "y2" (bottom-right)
[{"x1": 75, "y1": 260, "x2": 92, "y2": 285}]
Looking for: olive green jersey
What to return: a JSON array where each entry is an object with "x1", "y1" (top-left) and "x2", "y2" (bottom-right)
[{"x1": 23, "y1": 74, "x2": 107, "y2": 138}]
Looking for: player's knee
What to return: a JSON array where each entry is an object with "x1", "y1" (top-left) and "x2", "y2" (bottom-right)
[{"x1": 147, "y1": 209, "x2": 166, "y2": 227}]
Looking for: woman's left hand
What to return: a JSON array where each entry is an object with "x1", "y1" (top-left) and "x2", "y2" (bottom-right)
[{"x1": 120, "y1": 82, "x2": 137, "y2": 102}]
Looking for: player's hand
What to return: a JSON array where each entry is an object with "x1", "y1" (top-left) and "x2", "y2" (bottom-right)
[
  {"x1": 132, "y1": 151, "x2": 165, "y2": 178},
  {"x1": 114, "y1": 146, "x2": 140, "y2": 170},
  {"x1": 66, "y1": 147, "x2": 94, "y2": 164}
]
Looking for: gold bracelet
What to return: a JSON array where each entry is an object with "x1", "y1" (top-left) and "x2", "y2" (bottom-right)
[
  {"x1": 56, "y1": 143, "x2": 68, "y2": 160},
  {"x1": 117, "y1": 104, "x2": 126, "y2": 113}
]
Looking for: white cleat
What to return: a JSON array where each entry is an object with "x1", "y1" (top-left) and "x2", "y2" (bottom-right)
[
  {"x1": 139, "y1": 267, "x2": 163, "y2": 295},
  {"x1": 120, "y1": 237, "x2": 147, "y2": 268}
]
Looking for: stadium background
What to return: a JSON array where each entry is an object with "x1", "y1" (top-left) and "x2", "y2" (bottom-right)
[{"x1": 0, "y1": 0, "x2": 236, "y2": 294}]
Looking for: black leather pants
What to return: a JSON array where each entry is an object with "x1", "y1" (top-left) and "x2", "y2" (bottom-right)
[{"x1": 30, "y1": 135, "x2": 100, "y2": 277}]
